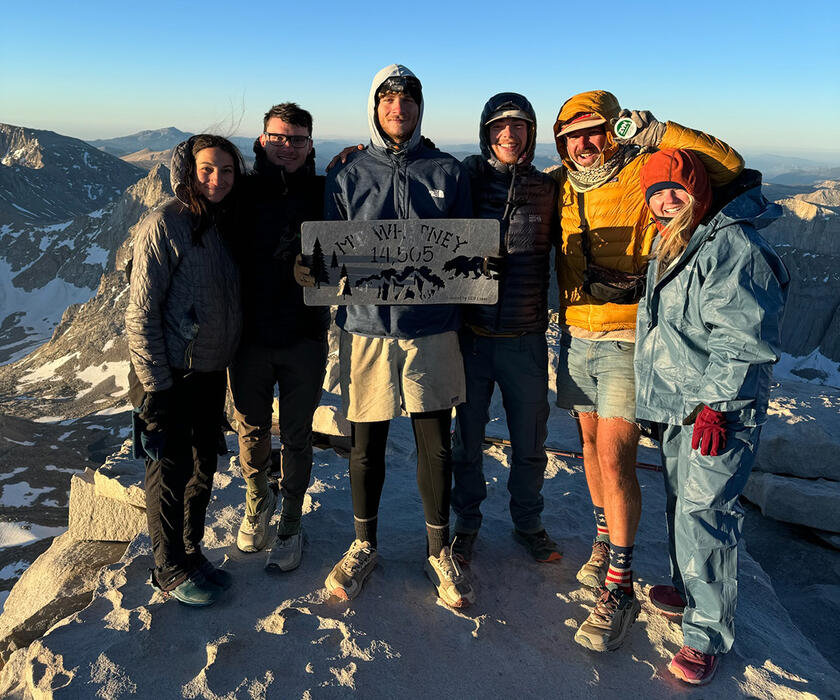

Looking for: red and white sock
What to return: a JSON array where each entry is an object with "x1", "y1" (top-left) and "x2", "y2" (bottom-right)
[
  {"x1": 594, "y1": 506, "x2": 609, "y2": 543},
  {"x1": 605, "y1": 543, "x2": 634, "y2": 596}
]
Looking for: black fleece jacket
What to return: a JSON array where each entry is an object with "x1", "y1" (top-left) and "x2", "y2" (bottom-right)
[{"x1": 232, "y1": 144, "x2": 329, "y2": 347}]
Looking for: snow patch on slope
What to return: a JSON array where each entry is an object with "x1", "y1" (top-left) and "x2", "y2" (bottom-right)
[
  {"x1": 776, "y1": 350, "x2": 840, "y2": 388},
  {"x1": 0, "y1": 259, "x2": 93, "y2": 363},
  {"x1": 16, "y1": 352, "x2": 79, "y2": 387},
  {"x1": 0, "y1": 522, "x2": 65, "y2": 550}
]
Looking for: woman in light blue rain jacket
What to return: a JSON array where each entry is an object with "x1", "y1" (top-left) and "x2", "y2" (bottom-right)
[{"x1": 634, "y1": 149, "x2": 789, "y2": 686}]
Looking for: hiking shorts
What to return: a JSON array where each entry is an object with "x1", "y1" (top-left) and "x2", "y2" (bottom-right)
[{"x1": 339, "y1": 329, "x2": 465, "y2": 422}]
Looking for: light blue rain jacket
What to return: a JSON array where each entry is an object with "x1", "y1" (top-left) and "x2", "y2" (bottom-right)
[{"x1": 634, "y1": 186, "x2": 789, "y2": 427}]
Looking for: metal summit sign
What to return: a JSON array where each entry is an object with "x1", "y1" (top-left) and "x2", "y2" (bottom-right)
[{"x1": 302, "y1": 219, "x2": 499, "y2": 305}]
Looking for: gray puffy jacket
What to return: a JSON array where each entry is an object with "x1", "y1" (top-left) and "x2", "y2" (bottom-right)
[
  {"x1": 125, "y1": 142, "x2": 242, "y2": 391},
  {"x1": 634, "y1": 186, "x2": 789, "y2": 427}
]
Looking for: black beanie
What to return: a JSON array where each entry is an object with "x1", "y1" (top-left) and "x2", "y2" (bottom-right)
[{"x1": 644, "y1": 180, "x2": 685, "y2": 205}]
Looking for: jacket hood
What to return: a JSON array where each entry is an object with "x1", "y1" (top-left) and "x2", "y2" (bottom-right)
[
  {"x1": 479, "y1": 92, "x2": 537, "y2": 168},
  {"x1": 640, "y1": 149, "x2": 712, "y2": 231},
  {"x1": 367, "y1": 64, "x2": 424, "y2": 152},
  {"x1": 553, "y1": 90, "x2": 620, "y2": 167},
  {"x1": 170, "y1": 136, "x2": 247, "y2": 205},
  {"x1": 170, "y1": 138, "x2": 194, "y2": 205},
  {"x1": 715, "y1": 185, "x2": 782, "y2": 232}
]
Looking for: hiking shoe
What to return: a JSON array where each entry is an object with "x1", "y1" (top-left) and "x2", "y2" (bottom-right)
[
  {"x1": 648, "y1": 584, "x2": 686, "y2": 618},
  {"x1": 188, "y1": 553, "x2": 233, "y2": 590},
  {"x1": 149, "y1": 569, "x2": 222, "y2": 607},
  {"x1": 669, "y1": 646, "x2": 719, "y2": 685},
  {"x1": 325, "y1": 540, "x2": 378, "y2": 601},
  {"x1": 451, "y1": 532, "x2": 477, "y2": 565},
  {"x1": 265, "y1": 530, "x2": 303, "y2": 572},
  {"x1": 574, "y1": 585, "x2": 641, "y2": 652},
  {"x1": 425, "y1": 547, "x2": 476, "y2": 609},
  {"x1": 512, "y1": 529, "x2": 562, "y2": 563},
  {"x1": 236, "y1": 485, "x2": 278, "y2": 553},
  {"x1": 576, "y1": 540, "x2": 610, "y2": 589}
]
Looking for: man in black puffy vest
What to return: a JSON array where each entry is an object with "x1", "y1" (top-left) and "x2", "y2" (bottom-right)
[
  {"x1": 229, "y1": 103, "x2": 329, "y2": 571},
  {"x1": 450, "y1": 93, "x2": 560, "y2": 565}
]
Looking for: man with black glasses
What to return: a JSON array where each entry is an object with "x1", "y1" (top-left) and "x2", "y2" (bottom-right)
[{"x1": 229, "y1": 103, "x2": 329, "y2": 572}]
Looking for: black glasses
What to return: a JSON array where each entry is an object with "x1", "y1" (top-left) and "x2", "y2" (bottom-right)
[{"x1": 263, "y1": 133, "x2": 311, "y2": 148}]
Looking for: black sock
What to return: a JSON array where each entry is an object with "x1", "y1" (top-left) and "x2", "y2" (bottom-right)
[
  {"x1": 426, "y1": 522, "x2": 450, "y2": 557},
  {"x1": 354, "y1": 516, "x2": 377, "y2": 548}
]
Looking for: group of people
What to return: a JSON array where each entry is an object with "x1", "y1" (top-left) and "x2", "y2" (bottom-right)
[{"x1": 124, "y1": 63, "x2": 789, "y2": 687}]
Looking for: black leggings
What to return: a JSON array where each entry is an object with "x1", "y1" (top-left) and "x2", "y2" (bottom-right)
[{"x1": 349, "y1": 409, "x2": 452, "y2": 527}]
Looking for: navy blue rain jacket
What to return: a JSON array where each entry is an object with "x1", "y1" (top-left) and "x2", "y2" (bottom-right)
[{"x1": 325, "y1": 64, "x2": 472, "y2": 338}]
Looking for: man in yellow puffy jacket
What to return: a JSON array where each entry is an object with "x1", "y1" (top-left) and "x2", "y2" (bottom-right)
[{"x1": 550, "y1": 90, "x2": 743, "y2": 653}]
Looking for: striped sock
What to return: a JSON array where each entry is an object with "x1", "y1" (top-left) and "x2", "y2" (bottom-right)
[
  {"x1": 605, "y1": 543, "x2": 634, "y2": 596},
  {"x1": 594, "y1": 507, "x2": 610, "y2": 544}
]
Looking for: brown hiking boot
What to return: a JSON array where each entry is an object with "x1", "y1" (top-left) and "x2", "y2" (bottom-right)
[{"x1": 576, "y1": 540, "x2": 610, "y2": 589}]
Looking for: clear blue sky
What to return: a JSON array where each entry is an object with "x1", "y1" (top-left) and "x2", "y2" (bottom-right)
[{"x1": 2, "y1": 0, "x2": 838, "y2": 159}]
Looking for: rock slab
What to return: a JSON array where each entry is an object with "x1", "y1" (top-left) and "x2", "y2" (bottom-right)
[
  {"x1": 0, "y1": 533, "x2": 125, "y2": 668},
  {"x1": 743, "y1": 471, "x2": 840, "y2": 533},
  {"x1": 67, "y1": 469, "x2": 147, "y2": 542}
]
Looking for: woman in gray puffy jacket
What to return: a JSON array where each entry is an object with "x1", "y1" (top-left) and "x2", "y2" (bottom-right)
[
  {"x1": 634, "y1": 149, "x2": 788, "y2": 685},
  {"x1": 125, "y1": 135, "x2": 244, "y2": 606}
]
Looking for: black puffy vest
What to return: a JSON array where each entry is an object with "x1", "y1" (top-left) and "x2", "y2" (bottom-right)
[{"x1": 462, "y1": 155, "x2": 557, "y2": 334}]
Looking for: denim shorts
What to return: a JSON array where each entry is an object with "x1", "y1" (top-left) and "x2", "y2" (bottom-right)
[{"x1": 555, "y1": 334, "x2": 636, "y2": 421}]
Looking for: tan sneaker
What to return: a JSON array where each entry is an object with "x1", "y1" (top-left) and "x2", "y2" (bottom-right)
[
  {"x1": 425, "y1": 547, "x2": 475, "y2": 609},
  {"x1": 236, "y1": 485, "x2": 277, "y2": 553},
  {"x1": 325, "y1": 540, "x2": 378, "y2": 600},
  {"x1": 574, "y1": 585, "x2": 641, "y2": 652},
  {"x1": 576, "y1": 540, "x2": 610, "y2": 589}
]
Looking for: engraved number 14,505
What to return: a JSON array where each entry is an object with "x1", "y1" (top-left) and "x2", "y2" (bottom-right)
[{"x1": 370, "y1": 245, "x2": 434, "y2": 264}]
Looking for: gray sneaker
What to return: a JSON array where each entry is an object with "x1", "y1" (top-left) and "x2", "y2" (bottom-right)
[
  {"x1": 265, "y1": 530, "x2": 303, "y2": 572},
  {"x1": 236, "y1": 485, "x2": 278, "y2": 553},
  {"x1": 425, "y1": 547, "x2": 475, "y2": 609},
  {"x1": 576, "y1": 540, "x2": 610, "y2": 589},
  {"x1": 574, "y1": 585, "x2": 641, "y2": 652},
  {"x1": 325, "y1": 540, "x2": 378, "y2": 600}
]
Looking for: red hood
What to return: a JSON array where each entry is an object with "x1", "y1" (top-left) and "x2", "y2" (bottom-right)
[{"x1": 640, "y1": 148, "x2": 712, "y2": 230}]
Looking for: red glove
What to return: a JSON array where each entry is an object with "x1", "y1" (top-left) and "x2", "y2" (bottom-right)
[{"x1": 691, "y1": 406, "x2": 727, "y2": 456}]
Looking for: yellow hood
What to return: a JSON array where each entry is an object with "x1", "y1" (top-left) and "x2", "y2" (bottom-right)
[{"x1": 553, "y1": 90, "x2": 621, "y2": 168}]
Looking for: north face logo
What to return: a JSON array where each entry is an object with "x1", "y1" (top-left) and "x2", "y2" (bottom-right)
[{"x1": 428, "y1": 189, "x2": 444, "y2": 198}]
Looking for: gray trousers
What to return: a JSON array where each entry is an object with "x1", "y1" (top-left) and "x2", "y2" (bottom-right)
[
  {"x1": 659, "y1": 420, "x2": 761, "y2": 655},
  {"x1": 228, "y1": 338, "x2": 327, "y2": 515}
]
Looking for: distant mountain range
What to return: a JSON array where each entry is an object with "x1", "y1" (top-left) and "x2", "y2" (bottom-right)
[
  {"x1": 86, "y1": 127, "x2": 192, "y2": 157},
  {"x1": 82, "y1": 128, "x2": 840, "y2": 186}
]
